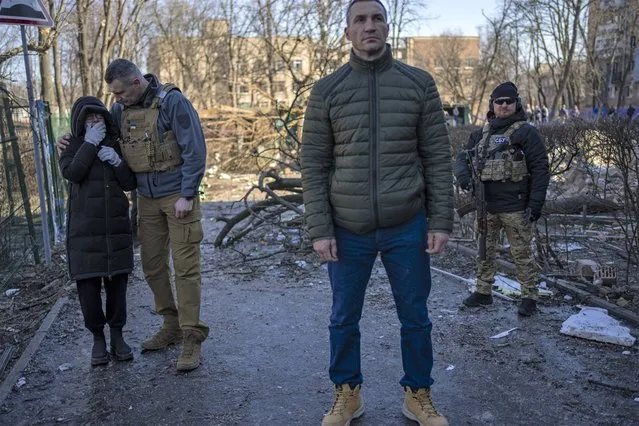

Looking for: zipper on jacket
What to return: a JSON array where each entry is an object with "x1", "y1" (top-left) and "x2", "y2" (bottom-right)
[
  {"x1": 369, "y1": 64, "x2": 380, "y2": 228},
  {"x1": 104, "y1": 164, "x2": 112, "y2": 278}
]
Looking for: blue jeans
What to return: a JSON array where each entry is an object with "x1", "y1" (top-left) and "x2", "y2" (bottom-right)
[{"x1": 328, "y1": 212, "x2": 434, "y2": 389}]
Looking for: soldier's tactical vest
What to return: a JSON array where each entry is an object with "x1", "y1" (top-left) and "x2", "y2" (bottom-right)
[
  {"x1": 120, "y1": 83, "x2": 183, "y2": 173},
  {"x1": 475, "y1": 120, "x2": 528, "y2": 182}
]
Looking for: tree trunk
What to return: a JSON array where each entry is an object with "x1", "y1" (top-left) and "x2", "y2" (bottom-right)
[
  {"x1": 76, "y1": 0, "x2": 92, "y2": 96},
  {"x1": 52, "y1": 35, "x2": 66, "y2": 115},
  {"x1": 38, "y1": 28, "x2": 54, "y2": 104}
]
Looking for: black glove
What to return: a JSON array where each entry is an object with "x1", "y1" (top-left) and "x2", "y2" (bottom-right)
[
  {"x1": 459, "y1": 179, "x2": 473, "y2": 193},
  {"x1": 524, "y1": 206, "x2": 541, "y2": 222}
]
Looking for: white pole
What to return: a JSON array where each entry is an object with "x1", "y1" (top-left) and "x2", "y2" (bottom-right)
[{"x1": 20, "y1": 25, "x2": 51, "y2": 264}]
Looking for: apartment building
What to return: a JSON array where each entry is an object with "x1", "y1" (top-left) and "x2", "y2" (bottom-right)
[
  {"x1": 588, "y1": 0, "x2": 639, "y2": 107},
  {"x1": 148, "y1": 22, "x2": 481, "y2": 113}
]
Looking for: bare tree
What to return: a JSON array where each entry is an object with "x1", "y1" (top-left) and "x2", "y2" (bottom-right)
[{"x1": 387, "y1": 0, "x2": 427, "y2": 50}]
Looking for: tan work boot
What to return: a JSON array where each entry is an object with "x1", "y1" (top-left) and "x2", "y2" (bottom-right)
[
  {"x1": 321, "y1": 384, "x2": 364, "y2": 426},
  {"x1": 403, "y1": 387, "x2": 448, "y2": 426},
  {"x1": 141, "y1": 316, "x2": 182, "y2": 352},
  {"x1": 176, "y1": 330, "x2": 202, "y2": 371}
]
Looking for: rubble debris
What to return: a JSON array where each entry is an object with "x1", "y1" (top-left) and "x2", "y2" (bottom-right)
[
  {"x1": 4, "y1": 289, "x2": 20, "y2": 297},
  {"x1": 15, "y1": 377, "x2": 26, "y2": 388},
  {"x1": 484, "y1": 275, "x2": 553, "y2": 298},
  {"x1": 446, "y1": 365, "x2": 455, "y2": 371},
  {"x1": 616, "y1": 298, "x2": 630, "y2": 308},
  {"x1": 560, "y1": 307, "x2": 636, "y2": 347},
  {"x1": 574, "y1": 259, "x2": 598, "y2": 280},
  {"x1": 594, "y1": 265, "x2": 617, "y2": 287},
  {"x1": 57, "y1": 363, "x2": 72, "y2": 372},
  {"x1": 490, "y1": 327, "x2": 518, "y2": 339}
]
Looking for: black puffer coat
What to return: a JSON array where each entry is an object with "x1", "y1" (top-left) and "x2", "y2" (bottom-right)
[{"x1": 60, "y1": 96, "x2": 137, "y2": 280}]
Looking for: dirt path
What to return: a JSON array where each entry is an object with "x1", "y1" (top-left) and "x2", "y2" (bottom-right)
[{"x1": 0, "y1": 202, "x2": 637, "y2": 425}]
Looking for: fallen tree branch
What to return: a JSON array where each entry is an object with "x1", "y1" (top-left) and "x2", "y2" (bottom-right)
[{"x1": 214, "y1": 194, "x2": 303, "y2": 247}]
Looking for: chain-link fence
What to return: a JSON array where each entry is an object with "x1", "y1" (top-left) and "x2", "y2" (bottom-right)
[{"x1": 0, "y1": 84, "x2": 66, "y2": 290}]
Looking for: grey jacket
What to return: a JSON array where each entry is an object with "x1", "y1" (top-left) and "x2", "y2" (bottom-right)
[{"x1": 110, "y1": 74, "x2": 206, "y2": 199}]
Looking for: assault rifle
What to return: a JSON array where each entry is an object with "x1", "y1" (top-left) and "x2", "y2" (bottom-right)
[{"x1": 468, "y1": 149, "x2": 487, "y2": 262}]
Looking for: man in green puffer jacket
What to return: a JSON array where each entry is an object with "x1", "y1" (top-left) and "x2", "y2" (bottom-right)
[{"x1": 301, "y1": 2, "x2": 453, "y2": 425}]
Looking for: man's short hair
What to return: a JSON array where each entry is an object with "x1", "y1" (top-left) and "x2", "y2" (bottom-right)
[
  {"x1": 346, "y1": 0, "x2": 388, "y2": 25},
  {"x1": 104, "y1": 59, "x2": 142, "y2": 84}
]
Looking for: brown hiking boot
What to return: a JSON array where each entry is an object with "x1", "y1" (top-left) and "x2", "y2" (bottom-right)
[
  {"x1": 176, "y1": 330, "x2": 203, "y2": 371},
  {"x1": 321, "y1": 384, "x2": 364, "y2": 426},
  {"x1": 403, "y1": 387, "x2": 448, "y2": 426},
  {"x1": 141, "y1": 316, "x2": 182, "y2": 352}
]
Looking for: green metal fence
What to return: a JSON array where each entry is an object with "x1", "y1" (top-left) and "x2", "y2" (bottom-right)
[{"x1": 0, "y1": 85, "x2": 66, "y2": 289}]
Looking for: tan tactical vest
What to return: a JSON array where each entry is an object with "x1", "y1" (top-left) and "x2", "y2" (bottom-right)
[
  {"x1": 119, "y1": 83, "x2": 183, "y2": 173},
  {"x1": 475, "y1": 120, "x2": 528, "y2": 182}
]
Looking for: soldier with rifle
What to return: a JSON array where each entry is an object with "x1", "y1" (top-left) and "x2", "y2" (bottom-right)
[{"x1": 456, "y1": 82, "x2": 550, "y2": 316}]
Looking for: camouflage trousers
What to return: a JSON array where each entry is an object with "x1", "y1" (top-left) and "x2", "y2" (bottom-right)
[{"x1": 476, "y1": 211, "x2": 539, "y2": 300}]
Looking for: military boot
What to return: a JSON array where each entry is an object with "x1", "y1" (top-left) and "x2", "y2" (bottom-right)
[
  {"x1": 403, "y1": 387, "x2": 448, "y2": 426},
  {"x1": 176, "y1": 330, "x2": 203, "y2": 371},
  {"x1": 321, "y1": 384, "x2": 364, "y2": 426},
  {"x1": 462, "y1": 292, "x2": 493, "y2": 307},
  {"x1": 110, "y1": 328, "x2": 133, "y2": 361},
  {"x1": 518, "y1": 298, "x2": 537, "y2": 316},
  {"x1": 91, "y1": 331, "x2": 109, "y2": 366},
  {"x1": 141, "y1": 315, "x2": 182, "y2": 352}
]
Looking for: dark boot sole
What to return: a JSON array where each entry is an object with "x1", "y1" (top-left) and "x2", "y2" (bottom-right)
[
  {"x1": 111, "y1": 349, "x2": 134, "y2": 361},
  {"x1": 463, "y1": 299, "x2": 493, "y2": 307},
  {"x1": 91, "y1": 356, "x2": 109, "y2": 366}
]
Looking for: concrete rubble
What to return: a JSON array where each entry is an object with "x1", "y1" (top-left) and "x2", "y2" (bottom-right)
[{"x1": 560, "y1": 306, "x2": 637, "y2": 347}]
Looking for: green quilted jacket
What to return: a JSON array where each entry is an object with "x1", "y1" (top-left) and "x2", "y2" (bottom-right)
[{"x1": 301, "y1": 46, "x2": 454, "y2": 242}]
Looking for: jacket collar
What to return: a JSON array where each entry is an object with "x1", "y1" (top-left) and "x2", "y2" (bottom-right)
[
  {"x1": 349, "y1": 44, "x2": 393, "y2": 72},
  {"x1": 128, "y1": 74, "x2": 161, "y2": 109}
]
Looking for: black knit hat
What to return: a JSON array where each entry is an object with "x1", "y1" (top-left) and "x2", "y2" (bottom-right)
[{"x1": 491, "y1": 82, "x2": 519, "y2": 100}]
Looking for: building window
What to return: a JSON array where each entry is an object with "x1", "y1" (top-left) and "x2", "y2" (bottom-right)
[
  {"x1": 293, "y1": 59, "x2": 303, "y2": 72},
  {"x1": 465, "y1": 57, "x2": 477, "y2": 67},
  {"x1": 239, "y1": 85, "x2": 249, "y2": 94},
  {"x1": 275, "y1": 60, "x2": 285, "y2": 72},
  {"x1": 273, "y1": 81, "x2": 286, "y2": 93}
]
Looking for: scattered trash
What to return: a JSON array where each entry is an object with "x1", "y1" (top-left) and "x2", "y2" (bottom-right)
[
  {"x1": 446, "y1": 365, "x2": 455, "y2": 371},
  {"x1": 560, "y1": 306, "x2": 636, "y2": 347},
  {"x1": 563, "y1": 295, "x2": 573, "y2": 301},
  {"x1": 128, "y1": 406, "x2": 133, "y2": 410},
  {"x1": 490, "y1": 327, "x2": 518, "y2": 339},
  {"x1": 294, "y1": 260, "x2": 311, "y2": 270},
  {"x1": 476, "y1": 275, "x2": 553, "y2": 298},
  {"x1": 622, "y1": 351, "x2": 631, "y2": 355},
  {"x1": 58, "y1": 363, "x2": 72, "y2": 372},
  {"x1": 4, "y1": 289, "x2": 19, "y2": 297},
  {"x1": 16, "y1": 377, "x2": 26, "y2": 388},
  {"x1": 555, "y1": 242, "x2": 585, "y2": 252},
  {"x1": 280, "y1": 210, "x2": 299, "y2": 222},
  {"x1": 634, "y1": 397, "x2": 639, "y2": 403}
]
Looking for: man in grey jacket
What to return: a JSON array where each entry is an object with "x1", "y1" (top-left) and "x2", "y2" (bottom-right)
[
  {"x1": 301, "y1": 1, "x2": 453, "y2": 425},
  {"x1": 58, "y1": 59, "x2": 208, "y2": 371}
]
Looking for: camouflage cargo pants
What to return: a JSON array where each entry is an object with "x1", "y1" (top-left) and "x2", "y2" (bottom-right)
[{"x1": 476, "y1": 211, "x2": 539, "y2": 300}]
